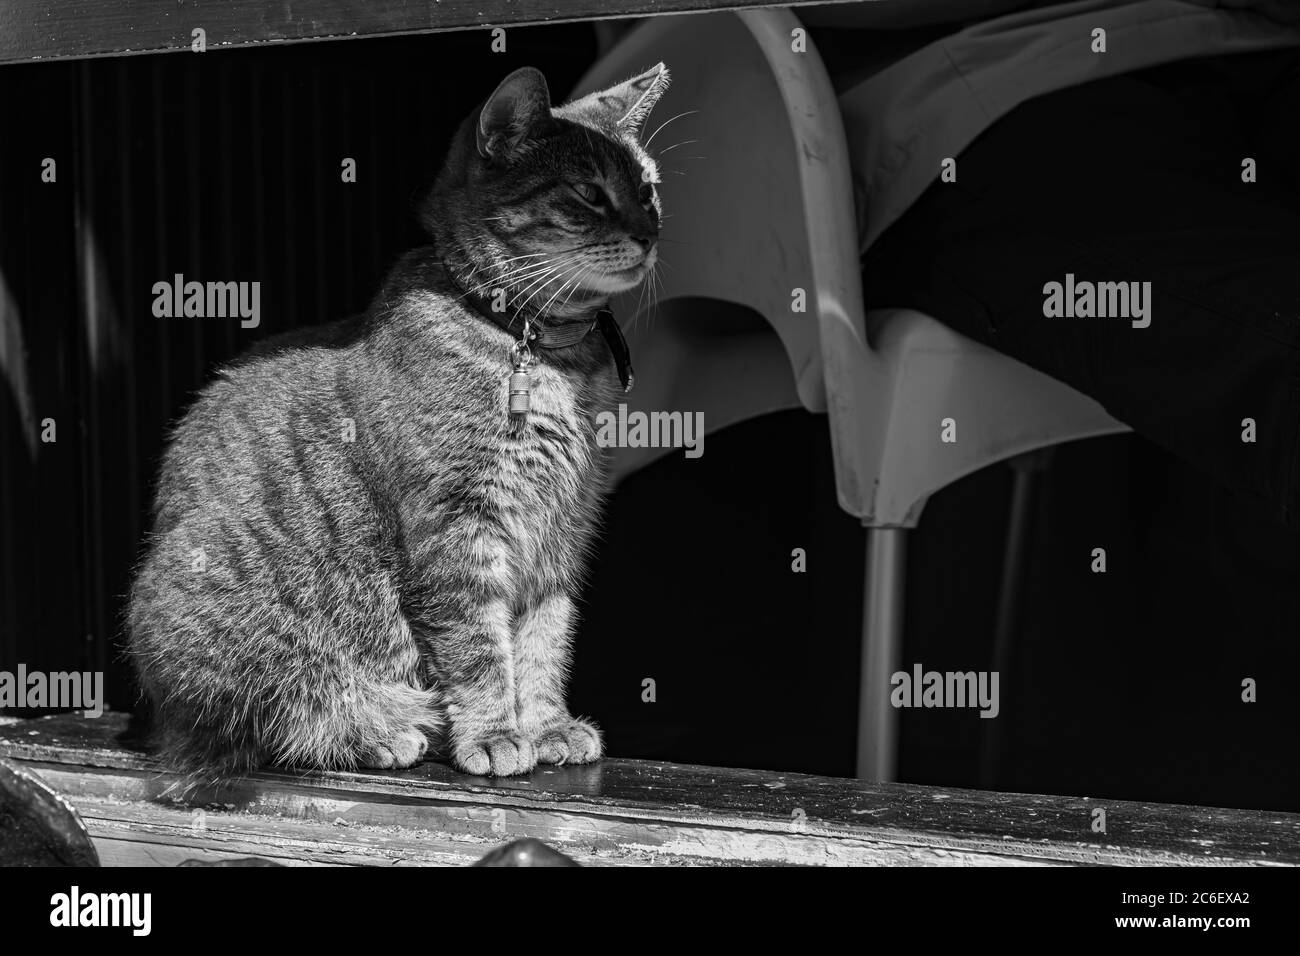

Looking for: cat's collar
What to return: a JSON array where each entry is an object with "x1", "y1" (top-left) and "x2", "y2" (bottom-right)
[
  {"x1": 519, "y1": 308, "x2": 635, "y2": 394},
  {"x1": 454, "y1": 275, "x2": 634, "y2": 393}
]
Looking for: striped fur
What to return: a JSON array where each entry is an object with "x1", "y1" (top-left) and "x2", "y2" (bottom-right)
[{"x1": 127, "y1": 64, "x2": 669, "y2": 778}]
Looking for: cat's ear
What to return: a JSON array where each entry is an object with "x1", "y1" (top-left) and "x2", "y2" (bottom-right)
[
  {"x1": 477, "y1": 67, "x2": 553, "y2": 161},
  {"x1": 567, "y1": 62, "x2": 670, "y2": 136}
]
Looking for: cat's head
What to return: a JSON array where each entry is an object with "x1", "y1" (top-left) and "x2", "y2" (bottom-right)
[{"x1": 425, "y1": 64, "x2": 670, "y2": 319}]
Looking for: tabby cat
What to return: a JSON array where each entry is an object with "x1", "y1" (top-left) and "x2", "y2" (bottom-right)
[{"x1": 127, "y1": 63, "x2": 669, "y2": 778}]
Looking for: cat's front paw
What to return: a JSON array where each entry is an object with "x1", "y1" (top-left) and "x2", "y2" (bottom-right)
[
  {"x1": 535, "y1": 718, "x2": 603, "y2": 766},
  {"x1": 453, "y1": 734, "x2": 537, "y2": 777}
]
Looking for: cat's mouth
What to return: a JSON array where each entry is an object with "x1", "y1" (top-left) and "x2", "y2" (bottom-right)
[
  {"x1": 592, "y1": 249, "x2": 657, "y2": 292},
  {"x1": 584, "y1": 264, "x2": 647, "y2": 295}
]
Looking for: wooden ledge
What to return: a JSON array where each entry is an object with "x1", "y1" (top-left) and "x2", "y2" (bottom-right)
[{"x1": 1, "y1": 713, "x2": 1297, "y2": 866}]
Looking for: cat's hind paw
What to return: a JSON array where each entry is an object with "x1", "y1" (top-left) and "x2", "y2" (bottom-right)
[
  {"x1": 454, "y1": 734, "x2": 536, "y2": 777},
  {"x1": 535, "y1": 718, "x2": 603, "y2": 766}
]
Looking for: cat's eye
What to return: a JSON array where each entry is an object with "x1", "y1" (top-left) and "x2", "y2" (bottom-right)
[{"x1": 572, "y1": 182, "x2": 606, "y2": 206}]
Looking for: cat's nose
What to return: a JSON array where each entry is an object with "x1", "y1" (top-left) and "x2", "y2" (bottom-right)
[{"x1": 631, "y1": 235, "x2": 656, "y2": 254}]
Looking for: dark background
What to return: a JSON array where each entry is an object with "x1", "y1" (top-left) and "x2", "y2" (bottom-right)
[{"x1": 1, "y1": 22, "x2": 1296, "y2": 812}]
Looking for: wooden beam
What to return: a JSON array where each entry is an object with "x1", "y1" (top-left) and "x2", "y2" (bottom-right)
[
  {"x1": 0, "y1": 0, "x2": 873, "y2": 66},
  {"x1": 2, "y1": 713, "x2": 1297, "y2": 866}
]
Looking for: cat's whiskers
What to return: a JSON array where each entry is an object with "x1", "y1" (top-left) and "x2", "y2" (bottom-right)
[
  {"x1": 540, "y1": 261, "x2": 598, "y2": 320},
  {"x1": 506, "y1": 276, "x2": 564, "y2": 314},
  {"x1": 655, "y1": 139, "x2": 699, "y2": 156},
  {"x1": 628, "y1": 255, "x2": 662, "y2": 338},
  {"x1": 509, "y1": 254, "x2": 580, "y2": 298},
  {"x1": 460, "y1": 244, "x2": 592, "y2": 304},
  {"x1": 535, "y1": 270, "x2": 584, "y2": 321},
  {"x1": 650, "y1": 262, "x2": 666, "y2": 330},
  {"x1": 642, "y1": 109, "x2": 699, "y2": 151},
  {"x1": 631, "y1": 278, "x2": 647, "y2": 335},
  {"x1": 503, "y1": 249, "x2": 587, "y2": 290},
  {"x1": 448, "y1": 261, "x2": 550, "y2": 306},
  {"x1": 556, "y1": 264, "x2": 597, "y2": 316},
  {"x1": 456, "y1": 251, "x2": 554, "y2": 293},
  {"x1": 648, "y1": 264, "x2": 661, "y2": 315},
  {"x1": 627, "y1": 269, "x2": 649, "y2": 335},
  {"x1": 507, "y1": 270, "x2": 568, "y2": 314},
  {"x1": 549, "y1": 263, "x2": 603, "y2": 319},
  {"x1": 453, "y1": 255, "x2": 566, "y2": 308},
  {"x1": 514, "y1": 257, "x2": 585, "y2": 318},
  {"x1": 491, "y1": 258, "x2": 569, "y2": 296},
  {"x1": 483, "y1": 251, "x2": 554, "y2": 272}
]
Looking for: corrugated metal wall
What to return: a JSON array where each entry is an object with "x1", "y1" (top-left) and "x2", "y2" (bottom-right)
[{"x1": 0, "y1": 27, "x2": 597, "y2": 712}]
